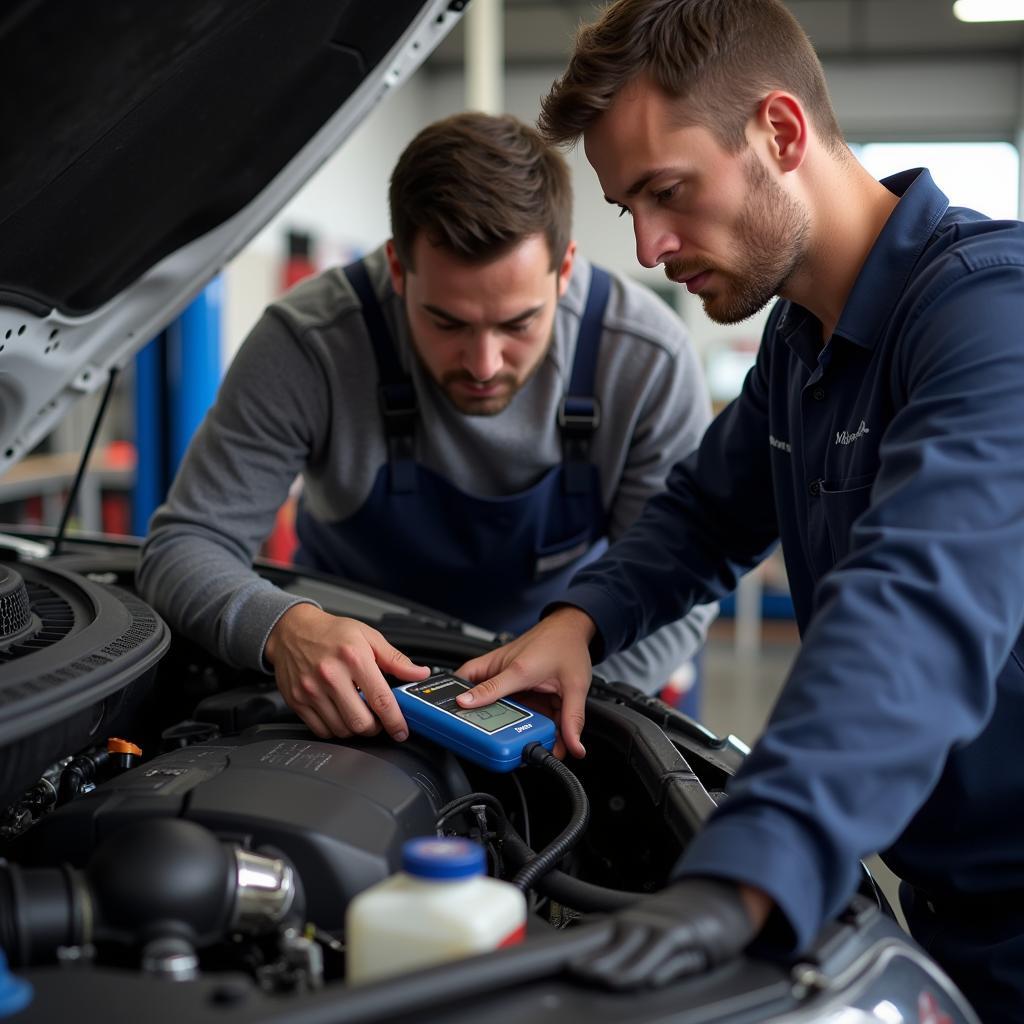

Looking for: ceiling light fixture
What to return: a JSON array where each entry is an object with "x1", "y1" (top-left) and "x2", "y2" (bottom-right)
[{"x1": 953, "y1": 0, "x2": 1024, "y2": 21}]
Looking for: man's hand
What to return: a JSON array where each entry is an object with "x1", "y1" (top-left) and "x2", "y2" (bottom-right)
[
  {"x1": 265, "y1": 603, "x2": 429, "y2": 741},
  {"x1": 455, "y1": 606, "x2": 596, "y2": 759},
  {"x1": 572, "y1": 879, "x2": 770, "y2": 990}
]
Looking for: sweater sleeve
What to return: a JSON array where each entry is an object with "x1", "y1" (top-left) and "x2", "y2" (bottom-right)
[{"x1": 136, "y1": 309, "x2": 329, "y2": 671}]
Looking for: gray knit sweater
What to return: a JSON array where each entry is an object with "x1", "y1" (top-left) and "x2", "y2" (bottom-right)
[{"x1": 138, "y1": 247, "x2": 716, "y2": 692}]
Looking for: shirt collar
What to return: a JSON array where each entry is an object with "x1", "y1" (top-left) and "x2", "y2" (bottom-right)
[{"x1": 778, "y1": 168, "x2": 950, "y2": 359}]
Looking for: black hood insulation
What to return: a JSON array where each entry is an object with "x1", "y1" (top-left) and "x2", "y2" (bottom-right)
[{"x1": 0, "y1": 0, "x2": 426, "y2": 314}]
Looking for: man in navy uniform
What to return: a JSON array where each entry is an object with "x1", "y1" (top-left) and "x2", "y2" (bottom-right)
[{"x1": 452, "y1": 3, "x2": 1024, "y2": 1020}]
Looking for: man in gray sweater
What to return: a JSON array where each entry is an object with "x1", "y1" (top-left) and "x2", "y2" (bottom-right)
[{"x1": 138, "y1": 112, "x2": 714, "y2": 743}]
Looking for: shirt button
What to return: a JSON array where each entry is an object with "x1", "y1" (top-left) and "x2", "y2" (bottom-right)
[
  {"x1": 808, "y1": 479, "x2": 821, "y2": 497},
  {"x1": 812, "y1": 387, "x2": 826, "y2": 401}
]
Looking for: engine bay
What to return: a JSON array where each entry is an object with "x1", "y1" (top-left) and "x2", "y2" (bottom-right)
[
  {"x1": 0, "y1": 549, "x2": 719, "y2": 989},
  {"x1": 0, "y1": 543, "x2": 976, "y2": 1024}
]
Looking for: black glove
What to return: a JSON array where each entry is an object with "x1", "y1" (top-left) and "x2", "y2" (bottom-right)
[{"x1": 571, "y1": 878, "x2": 757, "y2": 990}]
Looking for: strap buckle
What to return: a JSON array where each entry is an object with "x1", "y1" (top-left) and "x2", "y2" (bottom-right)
[
  {"x1": 557, "y1": 395, "x2": 601, "y2": 436},
  {"x1": 378, "y1": 381, "x2": 417, "y2": 438}
]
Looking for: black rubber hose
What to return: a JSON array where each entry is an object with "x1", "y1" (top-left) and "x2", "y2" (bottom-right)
[
  {"x1": 56, "y1": 764, "x2": 85, "y2": 804},
  {"x1": 87, "y1": 819, "x2": 236, "y2": 946},
  {"x1": 510, "y1": 744, "x2": 590, "y2": 892},
  {"x1": 500, "y1": 830, "x2": 639, "y2": 911},
  {"x1": 434, "y1": 792, "x2": 506, "y2": 832},
  {"x1": 434, "y1": 779, "x2": 638, "y2": 910},
  {"x1": 0, "y1": 864, "x2": 89, "y2": 966},
  {"x1": 57, "y1": 750, "x2": 110, "y2": 806},
  {"x1": 0, "y1": 820, "x2": 238, "y2": 965}
]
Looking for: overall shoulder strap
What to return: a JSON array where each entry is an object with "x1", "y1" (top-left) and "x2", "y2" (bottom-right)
[
  {"x1": 560, "y1": 265, "x2": 611, "y2": 495},
  {"x1": 343, "y1": 259, "x2": 417, "y2": 494}
]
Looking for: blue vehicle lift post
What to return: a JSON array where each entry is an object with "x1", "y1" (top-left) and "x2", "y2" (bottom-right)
[{"x1": 132, "y1": 279, "x2": 222, "y2": 536}]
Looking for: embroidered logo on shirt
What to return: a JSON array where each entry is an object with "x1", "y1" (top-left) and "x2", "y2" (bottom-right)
[
  {"x1": 769, "y1": 434, "x2": 792, "y2": 453},
  {"x1": 835, "y1": 420, "x2": 871, "y2": 446},
  {"x1": 534, "y1": 539, "x2": 589, "y2": 577}
]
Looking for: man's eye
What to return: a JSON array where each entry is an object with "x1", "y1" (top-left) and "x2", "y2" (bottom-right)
[
  {"x1": 655, "y1": 185, "x2": 677, "y2": 203},
  {"x1": 505, "y1": 322, "x2": 530, "y2": 335},
  {"x1": 616, "y1": 204, "x2": 631, "y2": 219},
  {"x1": 433, "y1": 321, "x2": 464, "y2": 332}
]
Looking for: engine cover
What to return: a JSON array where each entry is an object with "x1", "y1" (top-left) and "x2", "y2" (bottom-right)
[{"x1": 23, "y1": 725, "x2": 455, "y2": 930}]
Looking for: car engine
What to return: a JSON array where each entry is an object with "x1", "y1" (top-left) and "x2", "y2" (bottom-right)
[{"x1": 0, "y1": 548, "x2": 980, "y2": 1024}]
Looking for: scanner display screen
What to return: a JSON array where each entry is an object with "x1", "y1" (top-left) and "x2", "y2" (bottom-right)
[{"x1": 404, "y1": 676, "x2": 529, "y2": 734}]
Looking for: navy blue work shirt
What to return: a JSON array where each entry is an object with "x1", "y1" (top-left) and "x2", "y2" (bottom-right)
[{"x1": 563, "y1": 169, "x2": 1024, "y2": 951}]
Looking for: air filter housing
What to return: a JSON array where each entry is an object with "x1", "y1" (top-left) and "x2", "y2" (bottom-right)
[{"x1": 0, "y1": 560, "x2": 169, "y2": 808}]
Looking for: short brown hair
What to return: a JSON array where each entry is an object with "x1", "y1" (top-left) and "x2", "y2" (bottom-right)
[
  {"x1": 539, "y1": 0, "x2": 845, "y2": 154},
  {"x1": 389, "y1": 112, "x2": 573, "y2": 271}
]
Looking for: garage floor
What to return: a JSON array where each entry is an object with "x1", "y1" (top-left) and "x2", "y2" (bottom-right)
[{"x1": 700, "y1": 617, "x2": 797, "y2": 746}]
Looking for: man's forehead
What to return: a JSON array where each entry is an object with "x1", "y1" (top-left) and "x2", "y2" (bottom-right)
[
  {"x1": 410, "y1": 232, "x2": 554, "y2": 276},
  {"x1": 407, "y1": 237, "x2": 559, "y2": 318},
  {"x1": 584, "y1": 91, "x2": 719, "y2": 193}
]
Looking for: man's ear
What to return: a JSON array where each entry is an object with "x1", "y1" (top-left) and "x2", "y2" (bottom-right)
[
  {"x1": 385, "y1": 239, "x2": 406, "y2": 297},
  {"x1": 754, "y1": 91, "x2": 808, "y2": 173},
  {"x1": 556, "y1": 240, "x2": 578, "y2": 298}
]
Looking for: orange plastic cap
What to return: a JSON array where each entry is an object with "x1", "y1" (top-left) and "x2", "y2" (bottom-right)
[{"x1": 107, "y1": 737, "x2": 142, "y2": 756}]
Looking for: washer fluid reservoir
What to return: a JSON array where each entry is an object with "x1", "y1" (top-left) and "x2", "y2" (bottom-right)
[{"x1": 345, "y1": 836, "x2": 526, "y2": 984}]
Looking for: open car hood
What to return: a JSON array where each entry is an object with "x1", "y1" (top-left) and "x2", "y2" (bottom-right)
[{"x1": 0, "y1": 0, "x2": 465, "y2": 475}]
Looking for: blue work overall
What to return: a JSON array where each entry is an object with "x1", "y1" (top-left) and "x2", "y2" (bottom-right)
[{"x1": 294, "y1": 260, "x2": 612, "y2": 636}]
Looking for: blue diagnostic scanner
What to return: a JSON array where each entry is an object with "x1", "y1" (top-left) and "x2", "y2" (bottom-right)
[{"x1": 393, "y1": 672, "x2": 556, "y2": 772}]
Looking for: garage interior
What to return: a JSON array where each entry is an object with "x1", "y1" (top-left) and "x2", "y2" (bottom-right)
[
  {"x1": 4, "y1": 0, "x2": 1021, "y2": 737},
  {"x1": 1, "y1": 2, "x2": 1022, "y2": 1020}
]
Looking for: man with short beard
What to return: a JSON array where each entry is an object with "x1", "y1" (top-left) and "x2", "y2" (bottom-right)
[
  {"x1": 451, "y1": 2, "x2": 1024, "y2": 1020},
  {"x1": 138, "y1": 112, "x2": 714, "y2": 742}
]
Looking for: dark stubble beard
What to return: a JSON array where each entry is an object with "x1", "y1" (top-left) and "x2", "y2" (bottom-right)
[
  {"x1": 415, "y1": 280, "x2": 560, "y2": 417},
  {"x1": 667, "y1": 152, "x2": 811, "y2": 325}
]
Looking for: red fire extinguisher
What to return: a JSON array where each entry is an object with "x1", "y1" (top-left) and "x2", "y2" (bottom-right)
[{"x1": 281, "y1": 230, "x2": 316, "y2": 292}]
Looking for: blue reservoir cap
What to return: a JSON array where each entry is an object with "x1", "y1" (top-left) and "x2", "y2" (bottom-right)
[
  {"x1": 402, "y1": 837, "x2": 485, "y2": 880},
  {"x1": 0, "y1": 949, "x2": 32, "y2": 1017}
]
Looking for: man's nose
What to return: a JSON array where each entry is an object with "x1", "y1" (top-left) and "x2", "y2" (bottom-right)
[
  {"x1": 463, "y1": 333, "x2": 503, "y2": 381},
  {"x1": 634, "y1": 212, "x2": 678, "y2": 269}
]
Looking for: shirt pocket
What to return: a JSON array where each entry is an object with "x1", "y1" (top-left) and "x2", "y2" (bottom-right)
[{"x1": 819, "y1": 472, "x2": 875, "y2": 563}]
